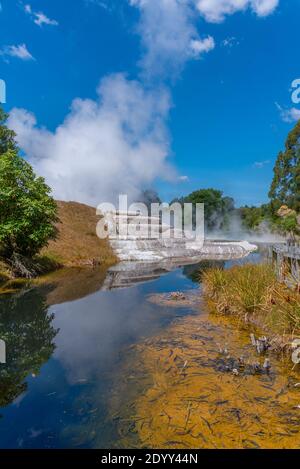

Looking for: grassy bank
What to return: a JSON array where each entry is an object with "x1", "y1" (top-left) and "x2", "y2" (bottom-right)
[
  {"x1": 41, "y1": 201, "x2": 117, "y2": 267},
  {"x1": 0, "y1": 201, "x2": 117, "y2": 292},
  {"x1": 203, "y1": 263, "x2": 300, "y2": 347}
]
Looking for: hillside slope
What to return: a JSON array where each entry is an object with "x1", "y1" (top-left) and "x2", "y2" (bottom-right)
[{"x1": 42, "y1": 201, "x2": 117, "y2": 267}]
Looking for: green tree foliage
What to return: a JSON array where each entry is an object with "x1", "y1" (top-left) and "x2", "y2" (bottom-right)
[
  {"x1": 174, "y1": 188, "x2": 235, "y2": 231},
  {"x1": 275, "y1": 213, "x2": 300, "y2": 239},
  {"x1": 239, "y1": 205, "x2": 271, "y2": 230},
  {"x1": 0, "y1": 108, "x2": 16, "y2": 155},
  {"x1": 240, "y1": 206, "x2": 263, "y2": 230},
  {"x1": 269, "y1": 120, "x2": 300, "y2": 212},
  {"x1": 0, "y1": 108, "x2": 58, "y2": 259}
]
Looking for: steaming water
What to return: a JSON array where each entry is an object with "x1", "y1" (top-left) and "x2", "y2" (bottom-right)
[{"x1": 0, "y1": 251, "x2": 299, "y2": 448}]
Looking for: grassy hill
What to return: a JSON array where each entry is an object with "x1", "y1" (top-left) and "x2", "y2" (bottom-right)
[
  {"x1": 42, "y1": 200, "x2": 117, "y2": 267},
  {"x1": 0, "y1": 201, "x2": 117, "y2": 287}
]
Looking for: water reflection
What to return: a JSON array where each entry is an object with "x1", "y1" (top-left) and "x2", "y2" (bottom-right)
[
  {"x1": 0, "y1": 262, "x2": 200, "y2": 448},
  {"x1": 0, "y1": 287, "x2": 58, "y2": 410},
  {"x1": 0, "y1": 253, "x2": 281, "y2": 449},
  {"x1": 182, "y1": 261, "x2": 225, "y2": 283},
  {"x1": 44, "y1": 267, "x2": 110, "y2": 305},
  {"x1": 52, "y1": 287, "x2": 179, "y2": 384}
]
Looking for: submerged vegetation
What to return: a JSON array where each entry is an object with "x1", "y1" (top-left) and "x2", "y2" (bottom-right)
[
  {"x1": 203, "y1": 263, "x2": 300, "y2": 338},
  {"x1": 109, "y1": 293, "x2": 300, "y2": 449}
]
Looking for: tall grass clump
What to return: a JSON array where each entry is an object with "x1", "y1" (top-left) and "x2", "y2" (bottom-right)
[{"x1": 203, "y1": 263, "x2": 300, "y2": 335}]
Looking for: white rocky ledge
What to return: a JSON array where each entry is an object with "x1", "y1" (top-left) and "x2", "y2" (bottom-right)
[{"x1": 103, "y1": 212, "x2": 257, "y2": 262}]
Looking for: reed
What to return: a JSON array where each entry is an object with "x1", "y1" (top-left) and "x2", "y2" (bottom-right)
[{"x1": 203, "y1": 263, "x2": 300, "y2": 335}]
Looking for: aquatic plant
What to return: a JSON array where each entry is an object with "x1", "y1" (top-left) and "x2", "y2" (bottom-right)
[{"x1": 203, "y1": 263, "x2": 300, "y2": 335}]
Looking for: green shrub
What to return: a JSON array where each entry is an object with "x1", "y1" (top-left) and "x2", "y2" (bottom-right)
[{"x1": 0, "y1": 150, "x2": 58, "y2": 259}]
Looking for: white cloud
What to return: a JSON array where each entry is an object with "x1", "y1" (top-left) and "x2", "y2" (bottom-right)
[
  {"x1": 195, "y1": 0, "x2": 279, "y2": 23},
  {"x1": 7, "y1": 0, "x2": 280, "y2": 205},
  {"x1": 251, "y1": 0, "x2": 279, "y2": 17},
  {"x1": 276, "y1": 102, "x2": 300, "y2": 123},
  {"x1": 24, "y1": 4, "x2": 58, "y2": 27},
  {"x1": 128, "y1": 0, "x2": 279, "y2": 77},
  {"x1": 33, "y1": 12, "x2": 59, "y2": 27},
  {"x1": 281, "y1": 107, "x2": 300, "y2": 123},
  {"x1": 129, "y1": 0, "x2": 215, "y2": 78},
  {"x1": 85, "y1": 0, "x2": 110, "y2": 9},
  {"x1": 24, "y1": 4, "x2": 32, "y2": 14},
  {"x1": 0, "y1": 43, "x2": 34, "y2": 60},
  {"x1": 253, "y1": 160, "x2": 270, "y2": 168},
  {"x1": 190, "y1": 36, "x2": 215, "y2": 56},
  {"x1": 222, "y1": 36, "x2": 240, "y2": 48},
  {"x1": 8, "y1": 74, "x2": 175, "y2": 205},
  {"x1": 178, "y1": 175, "x2": 190, "y2": 182}
]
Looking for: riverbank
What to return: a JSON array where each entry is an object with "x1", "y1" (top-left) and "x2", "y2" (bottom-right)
[
  {"x1": 0, "y1": 201, "x2": 117, "y2": 294},
  {"x1": 202, "y1": 263, "x2": 300, "y2": 354}
]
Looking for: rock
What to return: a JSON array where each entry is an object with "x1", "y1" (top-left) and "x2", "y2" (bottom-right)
[
  {"x1": 102, "y1": 210, "x2": 257, "y2": 262},
  {"x1": 169, "y1": 291, "x2": 186, "y2": 301},
  {"x1": 256, "y1": 336, "x2": 270, "y2": 354},
  {"x1": 250, "y1": 335, "x2": 270, "y2": 354},
  {"x1": 263, "y1": 358, "x2": 271, "y2": 371},
  {"x1": 277, "y1": 205, "x2": 296, "y2": 219}
]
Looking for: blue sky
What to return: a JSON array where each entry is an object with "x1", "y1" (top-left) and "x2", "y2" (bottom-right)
[{"x1": 0, "y1": 0, "x2": 299, "y2": 206}]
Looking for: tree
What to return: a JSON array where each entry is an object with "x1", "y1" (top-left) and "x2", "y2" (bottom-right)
[
  {"x1": 278, "y1": 213, "x2": 299, "y2": 239},
  {"x1": 240, "y1": 206, "x2": 264, "y2": 230},
  {"x1": 272, "y1": 206, "x2": 300, "y2": 239},
  {"x1": 181, "y1": 188, "x2": 235, "y2": 230},
  {"x1": 0, "y1": 108, "x2": 17, "y2": 155},
  {"x1": 0, "y1": 108, "x2": 58, "y2": 260},
  {"x1": 269, "y1": 119, "x2": 300, "y2": 212}
]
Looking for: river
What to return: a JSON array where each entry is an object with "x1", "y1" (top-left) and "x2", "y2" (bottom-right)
[{"x1": 0, "y1": 251, "x2": 299, "y2": 449}]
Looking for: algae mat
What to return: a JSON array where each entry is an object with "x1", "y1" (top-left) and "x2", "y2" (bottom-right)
[{"x1": 109, "y1": 293, "x2": 300, "y2": 449}]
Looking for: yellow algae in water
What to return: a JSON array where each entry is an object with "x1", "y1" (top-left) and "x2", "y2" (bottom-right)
[{"x1": 110, "y1": 309, "x2": 300, "y2": 449}]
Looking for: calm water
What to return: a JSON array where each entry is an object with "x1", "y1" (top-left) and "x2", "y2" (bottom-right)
[
  {"x1": 0, "y1": 258, "x2": 228, "y2": 449},
  {"x1": 1, "y1": 250, "x2": 294, "y2": 449}
]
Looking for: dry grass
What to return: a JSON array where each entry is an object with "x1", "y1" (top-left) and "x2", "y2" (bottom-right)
[
  {"x1": 42, "y1": 200, "x2": 117, "y2": 267},
  {"x1": 0, "y1": 200, "x2": 117, "y2": 292},
  {"x1": 203, "y1": 263, "x2": 300, "y2": 335}
]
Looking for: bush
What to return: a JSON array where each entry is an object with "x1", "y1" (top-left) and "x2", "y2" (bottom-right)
[
  {"x1": 203, "y1": 264, "x2": 276, "y2": 317},
  {"x1": 203, "y1": 263, "x2": 300, "y2": 335},
  {"x1": 0, "y1": 149, "x2": 58, "y2": 259}
]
